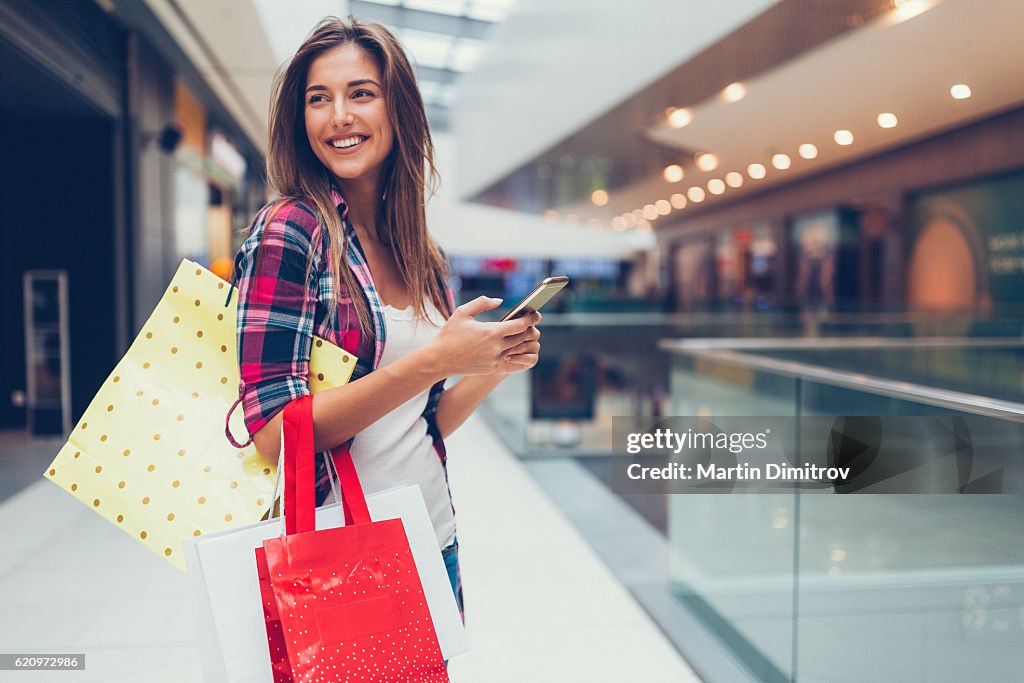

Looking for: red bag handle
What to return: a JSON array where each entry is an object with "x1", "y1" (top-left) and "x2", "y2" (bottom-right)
[
  {"x1": 330, "y1": 445, "x2": 371, "y2": 525},
  {"x1": 282, "y1": 396, "x2": 372, "y2": 535},
  {"x1": 282, "y1": 397, "x2": 316, "y2": 535}
]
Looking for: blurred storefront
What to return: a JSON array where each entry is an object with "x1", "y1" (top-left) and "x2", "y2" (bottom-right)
[{"x1": 0, "y1": 0, "x2": 265, "y2": 431}]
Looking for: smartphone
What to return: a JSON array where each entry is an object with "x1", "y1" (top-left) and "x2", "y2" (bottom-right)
[{"x1": 500, "y1": 276, "x2": 569, "y2": 321}]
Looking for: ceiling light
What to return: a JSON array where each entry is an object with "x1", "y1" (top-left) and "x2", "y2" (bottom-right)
[
  {"x1": 877, "y1": 113, "x2": 898, "y2": 128},
  {"x1": 747, "y1": 163, "x2": 767, "y2": 180},
  {"x1": 687, "y1": 187, "x2": 706, "y2": 203},
  {"x1": 643, "y1": 204, "x2": 659, "y2": 220},
  {"x1": 632, "y1": 209, "x2": 645, "y2": 220},
  {"x1": 950, "y1": 83, "x2": 972, "y2": 100},
  {"x1": 696, "y1": 153, "x2": 719, "y2": 172},
  {"x1": 890, "y1": 0, "x2": 933, "y2": 23},
  {"x1": 655, "y1": 200, "x2": 671, "y2": 215},
  {"x1": 707, "y1": 179, "x2": 726, "y2": 195},
  {"x1": 834, "y1": 129, "x2": 854, "y2": 146},
  {"x1": 721, "y1": 82, "x2": 746, "y2": 103},
  {"x1": 670, "y1": 193, "x2": 687, "y2": 209},
  {"x1": 623, "y1": 213, "x2": 637, "y2": 228},
  {"x1": 611, "y1": 217, "x2": 627, "y2": 231},
  {"x1": 725, "y1": 172, "x2": 744, "y2": 188},
  {"x1": 798, "y1": 143, "x2": 818, "y2": 159},
  {"x1": 663, "y1": 164, "x2": 684, "y2": 183},
  {"x1": 667, "y1": 107, "x2": 692, "y2": 128},
  {"x1": 591, "y1": 189, "x2": 609, "y2": 206},
  {"x1": 772, "y1": 153, "x2": 791, "y2": 170}
]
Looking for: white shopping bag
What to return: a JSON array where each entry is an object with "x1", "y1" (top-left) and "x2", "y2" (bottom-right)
[{"x1": 186, "y1": 484, "x2": 469, "y2": 683}]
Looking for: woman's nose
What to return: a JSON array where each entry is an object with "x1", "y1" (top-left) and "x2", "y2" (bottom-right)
[{"x1": 332, "y1": 99, "x2": 353, "y2": 127}]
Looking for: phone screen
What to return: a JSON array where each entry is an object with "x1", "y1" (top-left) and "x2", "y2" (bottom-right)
[{"x1": 500, "y1": 277, "x2": 569, "y2": 321}]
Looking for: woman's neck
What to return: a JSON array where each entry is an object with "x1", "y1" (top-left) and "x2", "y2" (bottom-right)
[{"x1": 336, "y1": 174, "x2": 382, "y2": 240}]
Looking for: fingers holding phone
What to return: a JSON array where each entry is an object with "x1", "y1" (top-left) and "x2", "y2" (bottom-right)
[
  {"x1": 429, "y1": 277, "x2": 564, "y2": 378},
  {"x1": 493, "y1": 277, "x2": 564, "y2": 374},
  {"x1": 497, "y1": 312, "x2": 541, "y2": 373}
]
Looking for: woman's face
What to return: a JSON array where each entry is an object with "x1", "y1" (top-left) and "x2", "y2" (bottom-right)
[{"x1": 304, "y1": 44, "x2": 394, "y2": 191}]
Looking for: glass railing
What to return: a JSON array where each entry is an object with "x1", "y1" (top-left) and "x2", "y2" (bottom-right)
[
  {"x1": 660, "y1": 338, "x2": 1024, "y2": 682},
  {"x1": 482, "y1": 311, "x2": 1024, "y2": 456}
]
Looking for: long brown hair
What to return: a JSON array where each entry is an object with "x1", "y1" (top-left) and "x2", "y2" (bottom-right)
[{"x1": 266, "y1": 17, "x2": 448, "y2": 335}]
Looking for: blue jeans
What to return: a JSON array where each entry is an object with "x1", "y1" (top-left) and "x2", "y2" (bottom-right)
[
  {"x1": 441, "y1": 538, "x2": 464, "y2": 621},
  {"x1": 441, "y1": 538, "x2": 464, "y2": 669}
]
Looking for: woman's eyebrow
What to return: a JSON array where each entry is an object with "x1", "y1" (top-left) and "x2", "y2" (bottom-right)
[{"x1": 305, "y1": 79, "x2": 381, "y2": 93}]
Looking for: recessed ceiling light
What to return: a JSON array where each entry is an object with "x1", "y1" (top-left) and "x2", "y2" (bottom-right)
[
  {"x1": 670, "y1": 193, "x2": 687, "y2": 209},
  {"x1": 611, "y1": 217, "x2": 627, "y2": 231},
  {"x1": 772, "y1": 153, "x2": 791, "y2": 170},
  {"x1": 721, "y1": 82, "x2": 746, "y2": 103},
  {"x1": 725, "y1": 172, "x2": 744, "y2": 188},
  {"x1": 707, "y1": 179, "x2": 726, "y2": 195},
  {"x1": 655, "y1": 200, "x2": 671, "y2": 215},
  {"x1": 591, "y1": 189, "x2": 609, "y2": 206},
  {"x1": 798, "y1": 143, "x2": 818, "y2": 159},
  {"x1": 667, "y1": 107, "x2": 692, "y2": 128},
  {"x1": 877, "y1": 113, "x2": 898, "y2": 128},
  {"x1": 687, "y1": 187, "x2": 706, "y2": 203},
  {"x1": 950, "y1": 83, "x2": 972, "y2": 100},
  {"x1": 643, "y1": 204, "x2": 659, "y2": 220},
  {"x1": 747, "y1": 163, "x2": 767, "y2": 180},
  {"x1": 696, "y1": 153, "x2": 719, "y2": 172},
  {"x1": 624, "y1": 213, "x2": 637, "y2": 228},
  {"x1": 663, "y1": 164, "x2": 684, "y2": 183},
  {"x1": 632, "y1": 209, "x2": 645, "y2": 220},
  {"x1": 834, "y1": 130, "x2": 854, "y2": 145},
  {"x1": 891, "y1": 0, "x2": 933, "y2": 23}
]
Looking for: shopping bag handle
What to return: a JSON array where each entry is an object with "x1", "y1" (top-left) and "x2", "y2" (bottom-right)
[
  {"x1": 330, "y1": 444, "x2": 371, "y2": 526},
  {"x1": 283, "y1": 396, "x2": 371, "y2": 534},
  {"x1": 283, "y1": 397, "x2": 316, "y2": 535}
]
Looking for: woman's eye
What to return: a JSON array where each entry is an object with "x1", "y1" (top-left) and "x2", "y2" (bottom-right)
[
  {"x1": 353, "y1": 89, "x2": 374, "y2": 99},
  {"x1": 308, "y1": 94, "x2": 327, "y2": 104}
]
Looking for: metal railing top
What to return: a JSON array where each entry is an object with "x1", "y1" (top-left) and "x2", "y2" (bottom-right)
[{"x1": 659, "y1": 337, "x2": 1024, "y2": 421}]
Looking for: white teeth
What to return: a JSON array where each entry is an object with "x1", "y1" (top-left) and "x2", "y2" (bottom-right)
[{"x1": 331, "y1": 136, "x2": 365, "y2": 149}]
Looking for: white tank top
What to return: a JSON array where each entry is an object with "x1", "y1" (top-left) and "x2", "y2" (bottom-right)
[{"x1": 349, "y1": 300, "x2": 456, "y2": 549}]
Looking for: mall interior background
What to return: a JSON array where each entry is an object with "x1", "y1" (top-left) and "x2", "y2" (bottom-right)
[{"x1": 1, "y1": 0, "x2": 1022, "y2": 681}]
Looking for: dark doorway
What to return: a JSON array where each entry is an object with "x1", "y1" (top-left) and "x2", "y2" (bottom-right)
[{"x1": 0, "y1": 37, "x2": 119, "y2": 429}]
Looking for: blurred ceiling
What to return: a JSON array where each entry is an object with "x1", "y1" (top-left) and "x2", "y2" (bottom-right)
[
  {"x1": 160, "y1": 0, "x2": 515, "y2": 150},
  {"x1": 464, "y1": 0, "x2": 1024, "y2": 232}
]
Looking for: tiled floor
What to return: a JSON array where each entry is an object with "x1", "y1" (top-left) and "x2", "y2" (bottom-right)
[{"x1": 0, "y1": 418, "x2": 701, "y2": 682}]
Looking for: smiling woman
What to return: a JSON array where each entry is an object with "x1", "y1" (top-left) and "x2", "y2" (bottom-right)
[
  {"x1": 304, "y1": 46, "x2": 395, "y2": 229},
  {"x1": 230, "y1": 16, "x2": 545, "y2": 663}
]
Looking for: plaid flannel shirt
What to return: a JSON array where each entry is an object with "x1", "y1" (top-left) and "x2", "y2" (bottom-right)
[{"x1": 233, "y1": 186, "x2": 454, "y2": 499}]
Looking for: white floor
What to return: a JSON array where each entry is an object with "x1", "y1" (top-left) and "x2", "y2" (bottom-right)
[{"x1": 0, "y1": 415, "x2": 700, "y2": 682}]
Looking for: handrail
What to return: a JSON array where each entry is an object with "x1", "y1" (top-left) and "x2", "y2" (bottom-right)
[
  {"x1": 659, "y1": 338, "x2": 1024, "y2": 421},
  {"x1": 537, "y1": 311, "x2": 1024, "y2": 327}
]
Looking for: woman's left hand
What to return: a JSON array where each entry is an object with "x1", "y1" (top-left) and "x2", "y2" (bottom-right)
[{"x1": 497, "y1": 312, "x2": 542, "y2": 374}]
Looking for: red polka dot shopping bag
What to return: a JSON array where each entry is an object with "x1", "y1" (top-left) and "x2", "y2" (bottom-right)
[
  {"x1": 259, "y1": 396, "x2": 449, "y2": 683},
  {"x1": 42, "y1": 259, "x2": 356, "y2": 570}
]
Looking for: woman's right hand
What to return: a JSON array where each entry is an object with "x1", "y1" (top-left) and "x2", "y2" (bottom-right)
[{"x1": 425, "y1": 296, "x2": 540, "y2": 378}]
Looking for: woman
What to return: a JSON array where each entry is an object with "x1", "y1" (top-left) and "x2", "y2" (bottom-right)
[{"x1": 232, "y1": 17, "x2": 541, "y2": 616}]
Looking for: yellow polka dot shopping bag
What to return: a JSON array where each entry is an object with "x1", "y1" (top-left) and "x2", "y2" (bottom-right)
[{"x1": 42, "y1": 259, "x2": 356, "y2": 571}]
